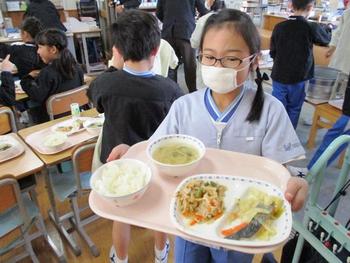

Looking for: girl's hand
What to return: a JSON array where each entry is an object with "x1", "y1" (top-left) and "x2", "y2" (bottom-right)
[
  {"x1": 284, "y1": 177, "x2": 309, "y2": 212},
  {"x1": 106, "y1": 144, "x2": 130, "y2": 162},
  {"x1": 0, "y1": 55, "x2": 15, "y2": 73},
  {"x1": 29, "y1": 70, "x2": 40, "y2": 78},
  {"x1": 326, "y1": 46, "x2": 336, "y2": 58}
]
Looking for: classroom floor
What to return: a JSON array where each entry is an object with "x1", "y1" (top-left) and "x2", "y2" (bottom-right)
[{"x1": 1, "y1": 65, "x2": 349, "y2": 262}]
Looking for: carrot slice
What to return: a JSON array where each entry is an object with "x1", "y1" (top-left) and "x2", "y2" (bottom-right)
[{"x1": 221, "y1": 223, "x2": 248, "y2": 237}]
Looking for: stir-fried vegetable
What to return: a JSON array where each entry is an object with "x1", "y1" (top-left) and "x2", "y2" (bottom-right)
[{"x1": 177, "y1": 180, "x2": 227, "y2": 225}]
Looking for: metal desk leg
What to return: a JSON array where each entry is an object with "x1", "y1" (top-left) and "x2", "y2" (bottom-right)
[
  {"x1": 45, "y1": 166, "x2": 82, "y2": 256},
  {"x1": 28, "y1": 181, "x2": 67, "y2": 263},
  {"x1": 82, "y1": 33, "x2": 91, "y2": 74}
]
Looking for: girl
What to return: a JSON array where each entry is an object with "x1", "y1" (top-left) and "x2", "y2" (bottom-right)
[
  {"x1": 0, "y1": 16, "x2": 44, "y2": 78},
  {"x1": 108, "y1": 9, "x2": 308, "y2": 263},
  {"x1": 21, "y1": 29, "x2": 83, "y2": 123}
]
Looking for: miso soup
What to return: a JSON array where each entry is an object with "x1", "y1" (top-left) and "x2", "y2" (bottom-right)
[{"x1": 152, "y1": 143, "x2": 199, "y2": 165}]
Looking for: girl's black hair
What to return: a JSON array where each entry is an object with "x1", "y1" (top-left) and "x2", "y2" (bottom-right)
[
  {"x1": 199, "y1": 9, "x2": 265, "y2": 122},
  {"x1": 20, "y1": 16, "x2": 44, "y2": 40},
  {"x1": 35, "y1": 28, "x2": 77, "y2": 79}
]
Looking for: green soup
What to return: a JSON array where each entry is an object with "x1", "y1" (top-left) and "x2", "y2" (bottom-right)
[{"x1": 152, "y1": 143, "x2": 200, "y2": 165}]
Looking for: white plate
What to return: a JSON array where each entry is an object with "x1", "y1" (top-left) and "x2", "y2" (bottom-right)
[
  {"x1": 50, "y1": 117, "x2": 92, "y2": 135},
  {"x1": 170, "y1": 174, "x2": 292, "y2": 247},
  {"x1": 0, "y1": 135, "x2": 25, "y2": 163}
]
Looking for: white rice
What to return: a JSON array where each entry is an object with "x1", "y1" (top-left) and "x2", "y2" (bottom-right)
[{"x1": 93, "y1": 162, "x2": 147, "y2": 196}]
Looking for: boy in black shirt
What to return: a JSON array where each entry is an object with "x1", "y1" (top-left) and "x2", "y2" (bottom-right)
[
  {"x1": 270, "y1": 0, "x2": 330, "y2": 129},
  {"x1": 0, "y1": 55, "x2": 16, "y2": 106},
  {"x1": 87, "y1": 10, "x2": 183, "y2": 263}
]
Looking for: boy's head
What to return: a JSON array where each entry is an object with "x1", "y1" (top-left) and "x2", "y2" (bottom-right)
[
  {"x1": 110, "y1": 10, "x2": 160, "y2": 62},
  {"x1": 291, "y1": 0, "x2": 314, "y2": 12},
  {"x1": 20, "y1": 17, "x2": 43, "y2": 42}
]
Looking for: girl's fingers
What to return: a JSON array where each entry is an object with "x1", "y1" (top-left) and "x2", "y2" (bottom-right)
[{"x1": 284, "y1": 177, "x2": 309, "y2": 212}]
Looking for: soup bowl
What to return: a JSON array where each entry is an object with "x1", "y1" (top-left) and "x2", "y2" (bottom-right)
[
  {"x1": 90, "y1": 159, "x2": 152, "y2": 207},
  {"x1": 147, "y1": 134, "x2": 206, "y2": 177}
]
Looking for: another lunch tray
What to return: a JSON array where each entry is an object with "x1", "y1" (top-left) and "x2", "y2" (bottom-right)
[
  {"x1": 25, "y1": 123, "x2": 98, "y2": 155},
  {"x1": 89, "y1": 141, "x2": 291, "y2": 254},
  {"x1": 0, "y1": 135, "x2": 25, "y2": 163}
]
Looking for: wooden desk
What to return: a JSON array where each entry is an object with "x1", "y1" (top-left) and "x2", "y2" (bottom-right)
[
  {"x1": 18, "y1": 108, "x2": 98, "y2": 166},
  {"x1": 0, "y1": 133, "x2": 43, "y2": 179},
  {"x1": 307, "y1": 103, "x2": 342, "y2": 149}
]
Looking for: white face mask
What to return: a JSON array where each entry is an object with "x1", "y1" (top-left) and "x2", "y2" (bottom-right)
[{"x1": 201, "y1": 56, "x2": 255, "y2": 94}]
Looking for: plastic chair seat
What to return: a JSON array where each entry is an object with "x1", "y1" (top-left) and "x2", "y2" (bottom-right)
[
  {"x1": 51, "y1": 171, "x2": 92, "y2": 202},
  {"x1": 0, "y1": 193, "x2": 39, "y2": 238}
]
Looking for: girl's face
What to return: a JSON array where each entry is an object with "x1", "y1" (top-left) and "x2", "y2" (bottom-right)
[
  {"x1": 201, "y1": 26, "x2": 256, "y2": 88},
  {"x1": 37, "y1": 44, "x2": 58, "y2": 64}
]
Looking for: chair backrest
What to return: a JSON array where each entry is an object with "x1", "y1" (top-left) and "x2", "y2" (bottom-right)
[
  {"x1": 72, "y1": 141, "x2": 96, "y2": 196},
  {"x1": 0, "y1": 177, "x2": 30, "y2": 232},
  {"x1": 46, "y1": 85, "x2": 90, "y2": 120},
  {"x1": 0, "y1": 107, "x2": 17, "y2": 135}
]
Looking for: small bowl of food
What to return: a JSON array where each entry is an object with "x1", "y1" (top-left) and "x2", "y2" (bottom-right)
[
  {"x1": 43, "y1": 133, "x2": 68, "y2": 149},
  {"x1": 147, "y1": 134, "x2": 206, "y2": 177},
  {"x1": 90, "y1": 159, "x2": 152, "y2": 207},
  {"x1": 83, "y1": 118, "x2": 104, "y2": 136}
]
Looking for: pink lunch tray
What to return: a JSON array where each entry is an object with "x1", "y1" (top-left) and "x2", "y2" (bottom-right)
[
  {"x1": 89, "y1": 141, "x2": 291, "y2": 254},
  {"x1": 25, "y1": 124, "x2": 97, "y2": 155}
]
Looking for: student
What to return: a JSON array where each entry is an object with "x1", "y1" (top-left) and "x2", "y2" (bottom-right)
[
  {"x1": 108, "y1": 9, "x2": 309, "y2": 263},
  {"x1": 156, "y1": 0, "x2": 208, "y2": 93},
  {"x1": 21, "y1": 29, "x2": 83, "y2": 123},
  {"x1": 0, "y1": 17, "x2": 44, "y2": 79},
  {"x1": 288, "y1": 73, "x2": 350, "y2": 176},
  {"x1": 0, "y1": 55, "x2": 16, "y2": 106},
  {"x1": 109, "y1": 0, "x2": 141, "y2": 13},
  {"x1": 191, "y1": 0, "x2": 226, "y2": 49},
  {"x1": 270, "y1": 0, "x2": 330, "y2": 129},
  {"x1": 24, "y1": 0, "x2": 66, "y2": 31},
  {"x1": 86, "y1": 10, "x2": 184, "y2": 263},
  {"x1": 326, "y1": 6, "x2": 350, "y2": 74}
]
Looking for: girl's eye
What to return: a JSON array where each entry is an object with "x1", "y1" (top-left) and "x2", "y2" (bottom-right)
[
  {"x1": 225, "y1": 57, "x2": 239, "y2": 62},
  {"x1": 203, "y1": 55, "x2": 215, "y2": 61}
]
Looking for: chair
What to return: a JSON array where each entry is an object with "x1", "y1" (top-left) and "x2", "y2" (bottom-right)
[
  {"x1": 46, "y1": 85, "x2": 90, "y2": 120},
  {"x1": 48, "y1": 141, "x2": 100, "y2": 256},
  {"x1": 0, "y1": 176, "x2": 66, "y2": 262},
  {"x1": 0, "y1": 106, "x2": 17, "y2": 134},
  {"x1": 292, "y1": 135, "x2": 350, "y2": 263}
]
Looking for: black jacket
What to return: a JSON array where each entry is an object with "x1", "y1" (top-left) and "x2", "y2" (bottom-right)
[
  {"x1": 156, "y1": 0, "x2": 208, "y2": 40},
  {"x1": 0, "y1": 72, "x2": 16, "y2": 107},
  {"x1": 24, "y1": 0, "x2": 66, "y2": 31},
  {"x1": 120, "y1": 0, "x2": 141, "y2": 9},
  {"x1": 87, "y1": 67, "x2": 184, "y2": 163},
  {"x1": 21, "y1": 63, "x2": 83, "y2": 123},
  {"x1": 0, "y1": 42, "x2": 44, "y2": 79},
  {"x1": 270, "y1": 16, "x2": 331, "y2": 84}
]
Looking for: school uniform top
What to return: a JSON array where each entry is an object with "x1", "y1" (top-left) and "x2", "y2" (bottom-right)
[
  {"x1": 270, "y1": 16, "x2": 330, "y2": 84},
  {"x1": 20, "y1": 63, "x2": 83, "y2": 121},
  {"x1": 156, "y1": 0, "x2": 208, "y2": 40},
  {"x1": 0, "y1": 42, "x2": 44, "y2": 79},
  {"x1": 87, "y1": 67, "x2": 184, "y2": 163},
  {"x1": 151, "y1": 84, "x2": 305, "y2": 164},
  {"x1": 0, "y1": 72, "x2": 15, "y2": 107},
  {"x1": 329, "y1": 8, "x2": 350, "y2": 74},
  {"x1": 24, "y1": 0, "x2": 66, "y2": 31}
]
